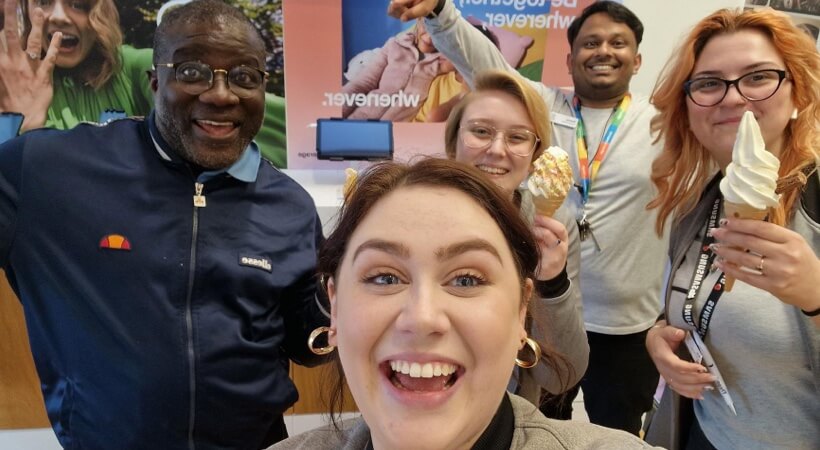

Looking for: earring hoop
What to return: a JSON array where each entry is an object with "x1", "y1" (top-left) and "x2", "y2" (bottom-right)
[
  {"x1": 515, "y1": 337, "x2": 541, "y2": 369},
  {"x1": 308, "y1": 326, "x2": 336, "y2": 355}
]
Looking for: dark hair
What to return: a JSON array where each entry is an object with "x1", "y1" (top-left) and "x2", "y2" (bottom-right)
[
  {"x1": 566, "y1": 0, "x2": 644, "y2": 48},
  {"x1": 153, "y1": 0, "x2": 265, "y2": 63},
  {"x1": 318, "y1": 158, "x2": 567, "y2": 423}
]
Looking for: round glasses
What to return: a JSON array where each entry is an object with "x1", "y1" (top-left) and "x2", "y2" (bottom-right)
[
  {"x1": 459, "y1": 121, "x2": 540, "y2": 157},
  {"x1": 683, "y1": 69, "x2": 789, "y2": 107},
  {"x1": 154, "y1": 61, "x2": 269, "y2": 98}
]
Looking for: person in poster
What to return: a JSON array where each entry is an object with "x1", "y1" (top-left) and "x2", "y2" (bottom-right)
[{"x1": 0, "y1": 0, "x2": 288, "y2": 167}]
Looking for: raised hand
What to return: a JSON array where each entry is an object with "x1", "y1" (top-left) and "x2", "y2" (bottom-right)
[
  {"x1": 0, "y1": 0, "x2": 62, "y2": 132},
  {"x1": 387, "y1": 0, "x2": 439, "y2": 22}
]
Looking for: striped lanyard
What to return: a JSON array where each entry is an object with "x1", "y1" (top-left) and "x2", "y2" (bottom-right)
[{"x1": 572, "y1": 93, "x2": 632, "y2": 204}]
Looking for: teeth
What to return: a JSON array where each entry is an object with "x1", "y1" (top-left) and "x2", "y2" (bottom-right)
[
  {"x1": 476, "y1": 165, "x2": 507, "y2": 175},
  {"x1": 197, "y1": 120, "x2": 233, "y2": 127},
  {"x1": 591, "y1": 65, "x2": 614, "y2": 71},
  {"x1": 390, "y1": 360, "x2": 458, "y2": 378}
]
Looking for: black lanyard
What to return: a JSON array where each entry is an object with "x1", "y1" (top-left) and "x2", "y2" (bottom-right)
[{"x1": 682, "y1": 196, "x2": 728, "y2": 339}]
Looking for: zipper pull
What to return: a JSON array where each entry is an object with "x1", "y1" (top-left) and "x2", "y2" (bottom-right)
[{"x1": 193, "y1": 182, "x2": 206, "y2": 208}]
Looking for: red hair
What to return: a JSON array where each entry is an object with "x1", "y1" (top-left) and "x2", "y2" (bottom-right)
[{"x1": 648, "y1": 8, "x2": 820, "y2": 234}]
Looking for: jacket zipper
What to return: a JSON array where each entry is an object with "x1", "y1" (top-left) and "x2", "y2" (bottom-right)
[{"x1": 187, "y1": 181, "x2": 205, "y2": 450}]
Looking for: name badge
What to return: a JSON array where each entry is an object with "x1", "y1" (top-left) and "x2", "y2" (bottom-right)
[{"x1": 551, "y1": 113, "x2": 577, "y2": 129}]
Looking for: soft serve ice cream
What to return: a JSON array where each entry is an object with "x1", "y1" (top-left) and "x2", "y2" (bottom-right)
[
  {"x1": 720, "y1": 111, "x2": 781, "y2": 215},
  {"x1": 527, "y1": 146, "x2": 573, "y2": 217},
  {"x1": 719, "y1": 111, "x2": 780, "y2": 290}
]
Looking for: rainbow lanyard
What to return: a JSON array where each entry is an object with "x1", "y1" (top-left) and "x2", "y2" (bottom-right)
[{"x1": 572, "y1": 93, "x2": 632, "y2": 204}]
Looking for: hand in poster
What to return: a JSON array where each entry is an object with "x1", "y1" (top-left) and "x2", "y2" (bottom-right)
[
  {"x1": 387, "y1": 0, "x2": 438, "y2": 22},
  {"x1": 0, "y1": 0, "x2": 62, "y2": 132}
]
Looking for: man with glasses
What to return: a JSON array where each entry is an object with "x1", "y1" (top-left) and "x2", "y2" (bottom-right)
[
  {"x1": 390, "y1": 0, "x2": 668, "y2": 435},
  {"x1": 0, "y1": 1, "x2": 328, "y2": 448}
]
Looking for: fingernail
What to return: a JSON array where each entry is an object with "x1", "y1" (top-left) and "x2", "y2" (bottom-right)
[
  {"x1": 704, "y1": 385, "x2": 714, "y2": 391},
  {"x1": 719, "y1": 218, "x2": 729, "y2": 226},
  {"x1": 709, "y1": 243, "x2": 720, "y2": 252},
  {"x1": 706, "y1": 228, "x2": 716, "y2": 237},
  {"x1": 699, "y1": 367, "x2": 708, "y2": 373}
]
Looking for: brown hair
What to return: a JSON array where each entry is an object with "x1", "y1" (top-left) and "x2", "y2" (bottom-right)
[
  {"x1": 319, "y1": 158, "x2": 568, "y2": 423},
  {"x1": 444, "y1": 69, "x2": 551, "y2": 163},
  {"x1": 24, "y1": 0, "x2": 123, "y2": 89},
  {"x1": 649, "y1": 8, "x2": 820, "y2": 234}
]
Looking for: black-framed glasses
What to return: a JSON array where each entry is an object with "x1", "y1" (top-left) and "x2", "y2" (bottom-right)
[
  {"x1": 684, "y1": 69, "x2": 789, "y2": 107},
  {"x1": 459, "y1": 121, "x2": 540, "y2": 157},
  {"x1": 153, "y1": 61, "x2": 269, "y2": 98}
]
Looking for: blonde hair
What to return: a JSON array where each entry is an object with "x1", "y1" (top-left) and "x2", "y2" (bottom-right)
[
  {"x1": 24, "y1": 0, "x2": 123, "y2": 89},
  {"x1": 444, "y1": 69, "x2": 550, "y2": 163},
  {"x1": 648, "y1": 8, "x2": 820, "y2": 234}
]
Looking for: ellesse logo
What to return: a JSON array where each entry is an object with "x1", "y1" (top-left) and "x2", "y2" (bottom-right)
[
  {"x1": 99, "y1": 234, "x2": 132, "y2": 251},
  {"x1": 239, "y1": 255, "x2": 272, "y2": 273}
]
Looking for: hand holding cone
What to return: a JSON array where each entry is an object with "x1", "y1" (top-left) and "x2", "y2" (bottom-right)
[
  {"x1": 718, "y1": 112, "x2": 780, "y2": 291},
  {"x1": 527, "y1": 146, "x2": 573, "y2": 217}
]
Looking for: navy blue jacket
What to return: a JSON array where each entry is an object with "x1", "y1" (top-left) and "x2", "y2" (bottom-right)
[{"x1": 0, "y1": 114, "x2": 328, "y2": 449}]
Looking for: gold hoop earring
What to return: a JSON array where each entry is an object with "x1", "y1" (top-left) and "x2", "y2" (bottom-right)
[
  {"x1": 515, "y1": 337, "x2": 541, "y2": 369},
  {"x1": 308, "y1": 326, "x2": 336, "y2": 355}
]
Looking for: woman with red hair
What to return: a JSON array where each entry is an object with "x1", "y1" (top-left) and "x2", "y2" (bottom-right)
[{"x1": 646, "y1": 7, "x2": 819, "y2": 450}]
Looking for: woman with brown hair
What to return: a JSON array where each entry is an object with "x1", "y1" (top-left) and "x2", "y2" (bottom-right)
[
  {"x1": 646, "y1": 7, "x2": 819, "y2": 449},
  {"x1": 272, "y1": 158, "x2": 654, "y2": 449}
]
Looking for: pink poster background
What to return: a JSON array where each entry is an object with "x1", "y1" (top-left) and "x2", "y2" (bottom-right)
[{"x1": 284, "y1": 0, "x2": 594, "y2": 169}]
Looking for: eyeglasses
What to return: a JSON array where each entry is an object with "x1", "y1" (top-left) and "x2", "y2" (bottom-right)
[
  {"x1": 459, "y1": 121, "x2": 540, "y2": 157},
  {"x1": 684, "y1": 69, "x2": 789, "y2": 107},
  {"x1": 153, "y1": 61, "x2": 269, "y2": 98}
]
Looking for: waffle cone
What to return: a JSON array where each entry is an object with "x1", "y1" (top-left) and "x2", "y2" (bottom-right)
[
  {"x1": 721, "y1": 202, "x2": 767, "y2": 292},
  {"x1": 723, "y1": 275, "x2": 737, "y2": 292},
  {"x1": 723, "y1": 202, "x2": 767, "y2": 221},
  {"x1": 531, "y1": 195, "x2": 566, "y2": 217}
]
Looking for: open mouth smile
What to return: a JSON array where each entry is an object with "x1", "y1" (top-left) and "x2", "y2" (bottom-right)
[
  {"x1": 385, "y1": 360, "x2": 462, "y2": 392},
  {"x1": 475, "y1": 165, "x2": 509, "y2": 176}
]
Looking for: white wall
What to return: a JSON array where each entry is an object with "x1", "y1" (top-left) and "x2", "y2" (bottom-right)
[{"x1": 623, "y1": 0, "x2": 745, "y2": 97}]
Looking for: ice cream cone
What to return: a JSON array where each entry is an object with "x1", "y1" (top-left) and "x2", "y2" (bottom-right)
[
  {"x1": 723, "y1": 201, "x2": 767, "y2": 221},
  {"x1": 527, "y1": 146, "x2": 573, "y2": 218},
  {"x1": 721, "y1": 201, "x2": 768, "y2": 292},
  {"x1": 531, "y1": 195, "x2": 566, "y2": 217}
]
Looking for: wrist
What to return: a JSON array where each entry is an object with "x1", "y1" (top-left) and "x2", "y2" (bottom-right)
[
  {"x1": 534, "y1": 265, "x2": 569, "y2": 298},
  {"x1": 427, "y1": 0, "x2": 446, "y2": 19},
  {"x1": 21, "y1": 112, "x2": 46, "y2": 133}
]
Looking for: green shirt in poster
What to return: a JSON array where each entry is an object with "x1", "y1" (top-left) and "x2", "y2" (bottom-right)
[{"x1": 44, "y1": 45, "x2": 287, "y2": 168}]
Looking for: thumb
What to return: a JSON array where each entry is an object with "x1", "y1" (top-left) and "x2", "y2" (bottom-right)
[{"x1": 662, "y1": 326, "x2": 686, "y2": 344}]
